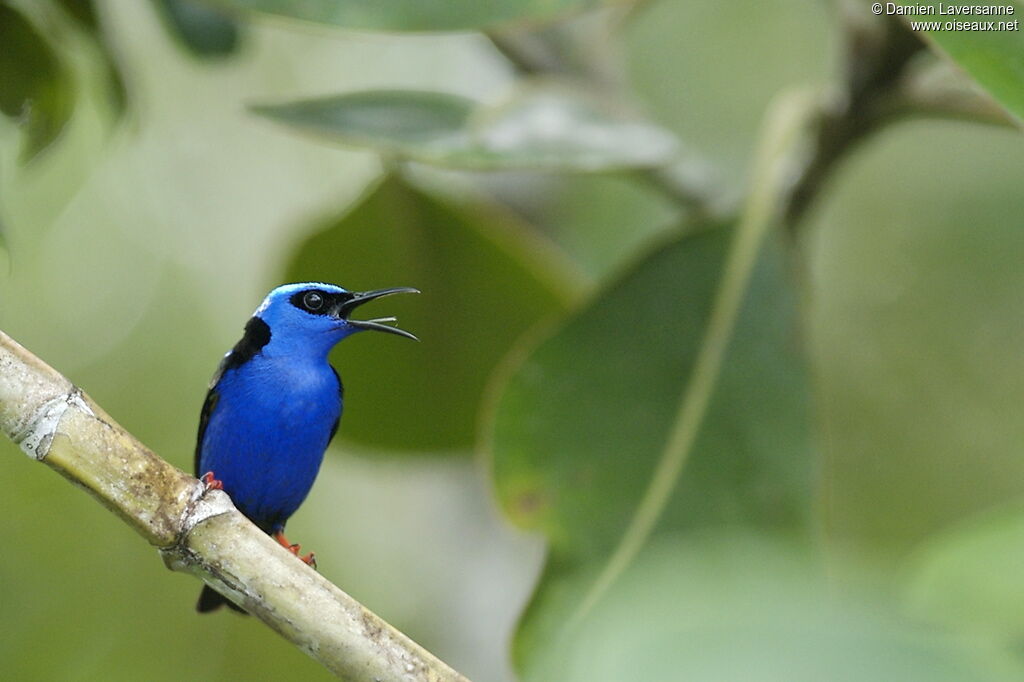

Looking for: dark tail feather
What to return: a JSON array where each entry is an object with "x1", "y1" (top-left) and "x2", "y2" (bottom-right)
[{"x1": 196, "y1": 585, "x2": 247, "y2": 614}]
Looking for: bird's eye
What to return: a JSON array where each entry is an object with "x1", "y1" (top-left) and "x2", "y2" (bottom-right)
[{"x1": 303, "y1": 291, "x2": 324, "y2": 311}]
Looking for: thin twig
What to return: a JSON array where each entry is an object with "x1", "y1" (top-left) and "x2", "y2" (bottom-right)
[{"x1": 0, "y1": 329, "x2": 470, "y2": 682}]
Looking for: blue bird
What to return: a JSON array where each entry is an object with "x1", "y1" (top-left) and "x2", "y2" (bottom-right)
[{"x1": 194, "y1": 282, "x2": 417, "y2": 613}]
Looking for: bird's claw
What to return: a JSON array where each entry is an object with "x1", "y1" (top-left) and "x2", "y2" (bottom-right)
[{"x1": 200, "y1": 471, "x2": 223, "y2": 491}]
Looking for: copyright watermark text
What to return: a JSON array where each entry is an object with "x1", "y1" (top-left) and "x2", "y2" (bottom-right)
[{"x1": 870, "y1": 3, "x2": 1020, "y2": 30}]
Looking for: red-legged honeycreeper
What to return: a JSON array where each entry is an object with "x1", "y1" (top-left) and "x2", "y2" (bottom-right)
[{"x1": 193, "y1": 282, "x2": 418, "y2": 613}]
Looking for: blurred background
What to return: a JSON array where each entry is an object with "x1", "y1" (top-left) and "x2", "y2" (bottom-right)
[{"x1": 2, "y1": 1, "x2": 1024, "y2": 680}]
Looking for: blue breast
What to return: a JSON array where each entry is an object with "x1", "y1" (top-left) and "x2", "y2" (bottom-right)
[{"x1": 197, "y1": 355, "x2": 341, "y2": 532}]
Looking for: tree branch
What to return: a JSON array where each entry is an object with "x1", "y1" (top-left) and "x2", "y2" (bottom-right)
[
  {"x1": 0, "y1": 329, "x2": 470, "y2": 682},
  {"x1": 489, "y1": 9, "x2": 1018, "y2": 238},
  {"x1": 782, "y1": 16, "x2": 925, "y2": 229}
]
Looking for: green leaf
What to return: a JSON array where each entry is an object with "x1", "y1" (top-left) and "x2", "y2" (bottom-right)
[
  {"x1": 896, "y1": 1, "x2": 1024, "y2": 125},
  {"x1": 55, "y1": 0, "x2": 100, "y2": 30},
  {"x1": 283, "y1": 174, "x2": 582, "y2": 452},
  {"x1": 56, "y1": 0, "x2": 128, "y2": 113},
  {"x1": 199, "y1": 0, "x2": 627, "y2": 32},
  {"x1": 0, "y1": 4, "x2": 76, "y2": 161},
  {"x1": 542, "y1": 533, "x2": 1023, "y2": 682},
  {"x1": 488, "y1": 91, "x2": 817, "y2": 673},
  {"x1": 488, "y1": 226, "x2": 815, "y2": 673},
  {"x1": 155, "y1": 0, "x2": 241, "y2": 57},
  {"x1": 905, "y1": 504, "x2": 1024, "y2": 640},
  {"x1": 255, "y1": 91, "x2": 474, "y2": 161},
  {"x1": 251, "y1": 85, "x2": 680, "y2": 171}
]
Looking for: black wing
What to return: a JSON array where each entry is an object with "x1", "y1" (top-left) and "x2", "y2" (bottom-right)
[
  {"x1": 193, "y1": 384, "x2": 220, "y2": 477},
  {"x1": 328, "y1": 366, "x2": 344, "y2": 445},
  {"x1": 194, "y1": 352, "x2": 230, "y2": 477}
]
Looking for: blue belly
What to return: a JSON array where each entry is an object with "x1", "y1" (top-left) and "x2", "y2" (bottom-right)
[{"x1": 197, "y1": 359, "x2": 341, "y2": 532}]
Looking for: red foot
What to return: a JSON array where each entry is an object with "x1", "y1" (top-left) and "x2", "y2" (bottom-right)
[
  {"x1": 200, "y1": 471, "x2": 223, "y2": 491},
  {"x1": 274, "y1": 531, "x2": 317, "y2": 569}
]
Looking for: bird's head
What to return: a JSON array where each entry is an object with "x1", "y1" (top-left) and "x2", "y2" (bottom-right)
[{"x1": 253, "y1": 282, "x2": 418, "y2": 356}]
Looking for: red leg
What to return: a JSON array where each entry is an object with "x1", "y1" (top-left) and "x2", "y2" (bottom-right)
[
  {"x1": 200, "y1": 471, "x2": 223, "y2": 491},
  {"x1": 273, "y1": 531, "x2": 317, "y2": 569},
  {"x1": 273, "y1": 531, "x2": 298, "y2": 552}
]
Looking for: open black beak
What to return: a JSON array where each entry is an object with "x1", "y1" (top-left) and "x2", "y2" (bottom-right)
[{"x1": 337, "y1": 287, "x2": 419, "y2": 341}]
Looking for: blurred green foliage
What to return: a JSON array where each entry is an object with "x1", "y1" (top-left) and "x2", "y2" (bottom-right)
[
  {"x1": 542, "y1": 532, "x2": 1023, "y2": 682},
  {"x1": 905, "y1": 502, "x2": 1024, "y2": 642},
  {"x1": 2, "y1": 0, "x2": 1024, "y2": 681},
  {"x1": 153, "y1": 0, "x2": 242, "y2": 57},
  {"x1": 490, "y1": 227, "x2": 815, "y2": 675},
  {"x1": 0, "y1": 3, "x2": 75, "y2": 160},
  {"x1": 285, "y1": 174, "x2": 578, "y2": 451},
  {"x1": 204, "y1": 0, "x2": 627, "y2": 32},
  {"x1": 896, "y1": 0, "x2": 1024, "y2": 123},
  {"x1": 253, "y1": 84, "x2": 680, "y2": 170},
  {"x1": 56, "y1": 0, "x2": 129, "y2": 113}
]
